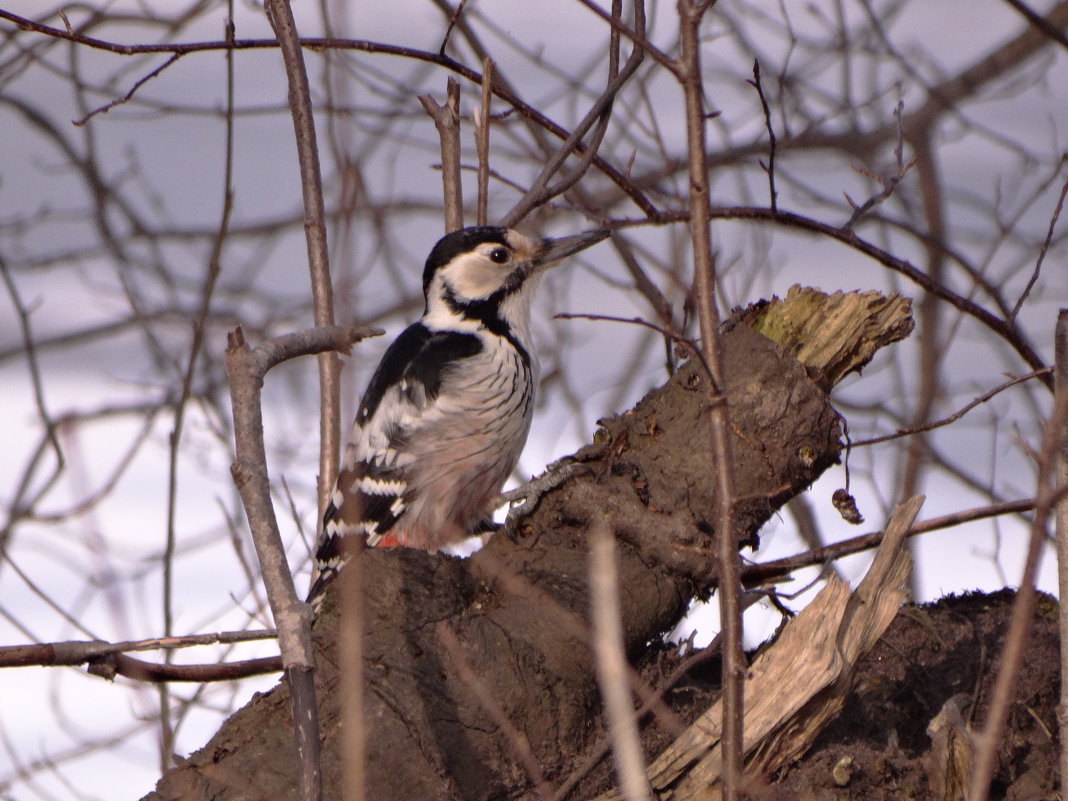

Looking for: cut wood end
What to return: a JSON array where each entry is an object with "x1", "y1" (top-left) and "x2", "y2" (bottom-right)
[{"x1": 740, "y1": 286, "x2": 914, "y2": 388}]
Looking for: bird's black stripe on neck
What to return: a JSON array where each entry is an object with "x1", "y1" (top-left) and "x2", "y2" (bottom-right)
[{"x1": 442, "y1": 285, "x2": 531, "y2": 367}]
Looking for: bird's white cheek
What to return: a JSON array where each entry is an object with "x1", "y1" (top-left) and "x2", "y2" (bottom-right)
[{"x1": 443, "y1": 259, "x2": 506, "y2": 299}]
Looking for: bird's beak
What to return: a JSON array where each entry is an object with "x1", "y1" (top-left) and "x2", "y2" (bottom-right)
[{"x1": 535, "y1": 228, "x2": 611, "y2": 268}]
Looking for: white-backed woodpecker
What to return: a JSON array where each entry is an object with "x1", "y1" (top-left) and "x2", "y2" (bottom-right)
[{"x1": 309, "y1": 225, "x2": 609, "y2": 603}]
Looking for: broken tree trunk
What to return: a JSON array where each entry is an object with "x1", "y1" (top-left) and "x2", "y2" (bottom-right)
[
  {"x1": 143, "y1": 287, "x2": 912, "y2": 801},
  {"x1": 609, "y1": 495, "x2": 921, "y2": 801}
]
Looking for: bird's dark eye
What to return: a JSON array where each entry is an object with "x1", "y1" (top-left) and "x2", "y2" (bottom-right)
[{"x1": 488, "y1": 247, "x2": 510, "y2": 264}]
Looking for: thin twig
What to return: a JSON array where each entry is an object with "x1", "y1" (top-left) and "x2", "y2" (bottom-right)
[
  {"x1": 0, "y1": 628, "x2": 277, "y2": 667},
  {"x1": 744, "y1": 498, "x2": 1037, "y2": 585},
  {"x1": 654, "y1": 204, "x2": 1053, "y2": 388},
  {"x1": 159, "y1": 9, "x2": 236, "y2": 767},
  {"x1": 551, "y1": 615, "x2": 755, "y2": 801},
  {"x1": 29, "y1": 411, "x2": 159, "y2": 523},
  {"x1": 263, "y1": 0, "x2": 340, "y2": 522},
  {"x1": 748, "y1": 59, "x2": 777, "y2": 212},
  {"x1": 438, "y1": 0, "x2": 470, "y2": 56},
  {"x1": 501, "y1": 0, "x2": 640, "y2": 226},
  {"x1": 1009, "y1": 174, "x2": 1068, "y2": 322},
  {"x1": 0, "y1": 258, "x2": 65, "y2": 533},
  {"x1": 570, "y1": 0, "x2": 677, "y2": 74},
  {"x1": 842, "y1": 101, "x2": 915, "y2": 230},
  {"x1": 677, "y1": 2, "x2": 745, "y2": 798},
  {"x1": 852, "y1": 369, "x2": 1053, "y2": 447},
  {"x1": 339, "y1": 540, "x2": 367, "y2": 801},
  {"x1": 609, "y1": 201, "x2": 1029, "y2": 369},
  {"x1": 73, "y1": 53, "x2": 181, "y2": 126},
  {"x1": 603, "y1": 234, "x2": 675, "y2": 333},
  {"x1": 1001, "y1": 0, "x2": 1068, "y2": 48},
  {"x1": 898, "y1": 128, "x2": 947, "y2": 548},
  {"x1": 111, "y1": 653, "x2": 281, "y2": 682},
  {"x1": 0, "y1": 12, "x2": 661, "y2": 217},
  {"x1": 554, "y1": 311, "x2": 714, "y2": 382}
]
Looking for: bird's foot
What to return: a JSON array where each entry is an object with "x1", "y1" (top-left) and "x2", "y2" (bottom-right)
[{"x1": 498, "y1": 458, "x2": 587, "y2": 528}]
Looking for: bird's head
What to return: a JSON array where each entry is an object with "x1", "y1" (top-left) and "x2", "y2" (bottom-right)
[{"x1": 421, "y1": 226, "x2": 609, "y2": 325}]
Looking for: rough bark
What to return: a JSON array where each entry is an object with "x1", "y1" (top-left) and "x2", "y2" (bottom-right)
[{"x1": 143, "y1": 288, "x2": 911, "y2": 801}]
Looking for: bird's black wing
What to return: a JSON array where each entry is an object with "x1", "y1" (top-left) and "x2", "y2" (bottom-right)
[{"x1": 309, "y1": 323, "x2": 483, "y2": 603}]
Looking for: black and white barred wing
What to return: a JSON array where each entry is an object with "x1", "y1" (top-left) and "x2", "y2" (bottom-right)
[{"x1": 310, "y1": 324, "x2": 482, "y2": 598}]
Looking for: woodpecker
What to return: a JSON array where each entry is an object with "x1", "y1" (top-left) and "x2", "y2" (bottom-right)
[{"x1": 309, "y1": 225, "x2": 609, "y2": 603}]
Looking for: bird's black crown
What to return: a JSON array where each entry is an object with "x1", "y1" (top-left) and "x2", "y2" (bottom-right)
[{"x1": 422, "y1": 226, "x2": 512, "y2": 296}]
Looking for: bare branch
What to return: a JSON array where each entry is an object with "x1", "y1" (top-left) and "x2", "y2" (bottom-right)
[
  {"x1": 1001, "y1": 0, "x2": 1068, "y2": 49},
  {"x1": 677, "y1": 2, "x2": 744, "y2": 795},
  {"x1": 264, "y1": 0, "x2": 340, "y2": 526},
  {"x1": 679, "y1": 205, "x2": 1053, "y2": 388},
  {"x1": 570, "y1": 0, "x2": 677, "y2": 74},
  {"x1": 339, "y1": 542, "x2": 367, "y2": 801},
  {"x1": 476, "y1": 58, "x2": 493, "y2": 227},
  {"x1": 0, "y1": 629, "x2": 276, "y2": 668},
  {"x1": 744, "y1": 499, "x2": 1037, "y2": 585},
  {"x1": 159, "y1": 14, "x2": 236, "y2": 764},
  {"x1": 419, "y1": 78, "x2": 463, "y2": 232},
  {"x1": 0, "y1": 11, "x2": 662, "y2": 216},
  {"x1": 501, "y1": 0, "x2": 639, "y2": 226},
  {"x1": 0, "y1": 257, "x2": 65, "y2": 536},
  {"x1": 72, "y1": 53, "x2": 182, "y2": 125}
]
